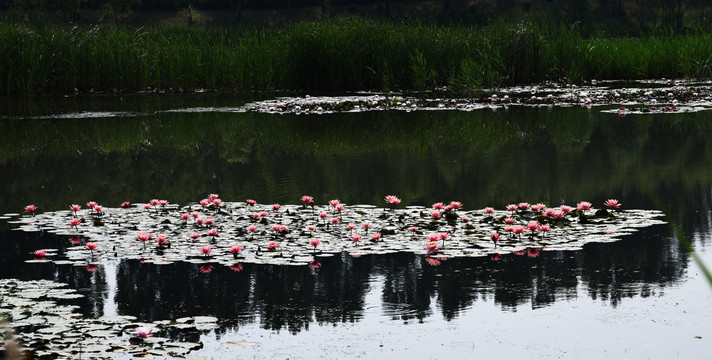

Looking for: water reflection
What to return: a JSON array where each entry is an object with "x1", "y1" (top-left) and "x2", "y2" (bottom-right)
[
  {"x1": 0, "y1": 220, "x2": 686, "y2": 335},
  {"x1": 113, "y1": 222, "x2": 682, "y2": 332},
  {"x1": 2, "y1": 106, "x2": 712, "y2": 219},
  {"x1": 0, "y1": 100, "x2": 710, "y2": 339}
]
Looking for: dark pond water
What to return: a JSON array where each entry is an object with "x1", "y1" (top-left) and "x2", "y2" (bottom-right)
[{"x1": 1, "y1": 94, "x2": 711, "y2": 359}]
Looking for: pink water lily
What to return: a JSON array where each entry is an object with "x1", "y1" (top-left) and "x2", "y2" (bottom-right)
[
  {"x1": 309, "y1": 238, "x2": 321, "y2": 248},
  {"x1": 200, "y1": 246, "x2": 212, "y2": 256},
  {"x1": 605, "y1": 199, "x2": 621, "y2": 208},
  {"x1": 85, "y1": 242, "x2": 98, "y2": 254},
  {"x1": 229, "y1": 246, "x2": 243, "y2": 257},
  {"x1": 136, "y1": 327, "x2": 153, "y2": 339},
  {"x1": 24, "y1": 204, "x2": 37, "y2": 215},
  {"x1": 137, "y1": 232, "x2": 153, "y2": 249},
  {"x1": 577, "y1": 201, "x2": 592, "y2": 212},
  {"x1": 156, "y1": 234, "x2": 169, "y2": 245},
  {"x1": 385, "y1": 195, "x2": 401, "y2": 206},
  {"x1": 527, "y1": 221, "x2": 540, "y2": 232},
  {"x1": 512, "y1": 225, "x2": 526, "y2": 240},
  {"x1": 301, "y1": 195, "x2": 314, "y2": 205}
]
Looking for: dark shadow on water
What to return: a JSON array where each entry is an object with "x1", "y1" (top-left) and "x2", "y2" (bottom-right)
[{"x1": 0, "y1": 222, "x2": 686, "y2": 334}]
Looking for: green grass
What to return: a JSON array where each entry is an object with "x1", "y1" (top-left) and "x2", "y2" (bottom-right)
[{"x1": 2, "y1": 17, "x2": 712, "y2": 95}]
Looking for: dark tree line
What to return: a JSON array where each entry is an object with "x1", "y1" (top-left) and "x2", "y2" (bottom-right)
[{"x1": 1, "y1": 1, "x2": 711, "y2": 31}]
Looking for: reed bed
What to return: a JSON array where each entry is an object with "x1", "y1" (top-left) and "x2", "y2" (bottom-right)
[{"x1": 1, "y1": 17, "x2": 712, "y2": 95}]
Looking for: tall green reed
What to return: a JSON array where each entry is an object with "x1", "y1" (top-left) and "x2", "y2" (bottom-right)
[{"x1": 1, "y1": 18, "x2": 712, "y2": 96}]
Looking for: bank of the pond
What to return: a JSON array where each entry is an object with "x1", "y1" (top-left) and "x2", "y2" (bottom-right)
[{"x1": 2, "y1": 17, "x2": 712, "y2": 96}]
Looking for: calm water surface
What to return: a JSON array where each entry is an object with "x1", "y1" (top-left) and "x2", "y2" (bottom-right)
[{"x1": 1, "y1": 94, "x2": 711, "y2": 359}]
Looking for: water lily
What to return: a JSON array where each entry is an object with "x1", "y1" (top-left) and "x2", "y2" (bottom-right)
[
  {"x1": 136, "y1": 327, "x2": 153, "y2": 339},
  {"x1": 577, "y1": 201, "x2": 592, "y2": 213},
  {"x1": 229, "y1": 245, "x2": 243, "y2": 258},
  {"x1": 301, "y1": 195, "x2": 315, "y2": 209},
  {"x1": 309, "y1": 238, "x2": 321, "y2": 254},
  {"x1": 605, "y1": 199, "x2": 621, "y2": 209},
  {"x1": 268, "y1": 241, "x2": 279, "y2": 251},
  {"x1": 350, "y1": 234, "x2": 361, "y2": 244},
  {"x1": 491, "y1": 233, "x2": 500, "y2": 246},
  {"x1": 137, "y1": 232, "x2": 153, "y2": 249},
  {"x1": 85, "y1": 242, "x2": 98, "y2": 256},
  {"x1": 527, "y1": 221, "x2": 540, "y2": 233},
  {"x1": 385, "y1": 195, "x2": 401, "y2": 210},
  {"x1": 69, "y1": 218, "x2": 81, "y2": 230},
  {"x1": 24, "y1": 204, "x2": 37, "y2": 216},
  {"x1": 512, "y1": 225, "x2": 526, "y2": 240}
]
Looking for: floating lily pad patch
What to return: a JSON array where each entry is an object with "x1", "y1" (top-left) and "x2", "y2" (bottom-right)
[
  {"x1": 232, "y1": 80, "x2": 712, "y2": 115},
  {"x1": 0, "y1": 279, "x2": 210, "y2": 359},
  {"x1": 10, "y1": 197, "x2": 666, "y2": 269}
]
